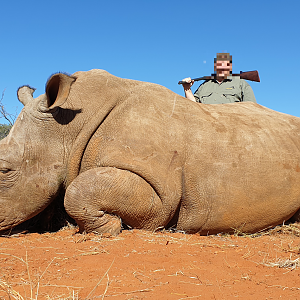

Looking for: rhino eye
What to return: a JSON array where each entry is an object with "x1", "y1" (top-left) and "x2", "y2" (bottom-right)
[{"x1": 0, "y1": 168, "x2": 11, "y2": 174}]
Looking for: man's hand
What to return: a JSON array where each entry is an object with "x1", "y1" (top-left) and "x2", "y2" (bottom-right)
[
  {"x1": 181, "y1": 77, "x2": 194, "y2": 90},
  {"x1": 181, "y1": 77, "x2": 196, "y2": 102}
]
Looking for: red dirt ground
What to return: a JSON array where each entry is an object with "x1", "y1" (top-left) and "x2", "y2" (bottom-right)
[{"x1": 0, "y1": 227, "x2": 299, "y2": 300}]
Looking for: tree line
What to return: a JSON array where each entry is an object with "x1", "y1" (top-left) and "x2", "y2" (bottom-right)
[
  {"x1": 0, "y1": 89, "x2": 15, "y2": 140},
  {"x1": 0, "y1": 124, "x2": 12, "y2": 139}
]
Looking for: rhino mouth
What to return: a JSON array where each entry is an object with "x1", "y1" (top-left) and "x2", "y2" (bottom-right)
[
  {"x1": 0, "y1": 192, "x2": 75, "y2": 235},
  {"x1": 0, "y1": 213, "x2": 25, "y2": 234}
]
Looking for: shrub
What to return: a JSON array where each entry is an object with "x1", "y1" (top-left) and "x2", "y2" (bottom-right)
[{"x1": 0, "y1": 124, "x2": 12, "y2": 140}]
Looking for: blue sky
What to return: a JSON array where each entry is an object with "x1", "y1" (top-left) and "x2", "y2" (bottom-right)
[{"x1": 0, "y1": 0, "x2": 299, "y2": 124}]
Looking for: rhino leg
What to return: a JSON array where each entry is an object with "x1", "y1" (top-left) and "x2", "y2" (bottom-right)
[{"x1": 64, "y1": 167, "x2": 165, "y2": 235}]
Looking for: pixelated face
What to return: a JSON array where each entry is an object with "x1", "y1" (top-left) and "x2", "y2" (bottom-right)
[{"x1": 214, "y1": 60, "x2": 232, "y2": 78}]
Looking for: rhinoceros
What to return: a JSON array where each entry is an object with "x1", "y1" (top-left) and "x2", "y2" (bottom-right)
[{"x1": 0, "y1": 69, "x2": 299, "y2": 235}]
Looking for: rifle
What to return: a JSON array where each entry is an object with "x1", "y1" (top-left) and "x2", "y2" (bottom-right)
[{"x1": 178, "y1": 70, "x2": 260, "y2": 85}]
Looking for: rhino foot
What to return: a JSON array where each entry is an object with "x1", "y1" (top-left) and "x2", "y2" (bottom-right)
[{"x1": 81, "y1": 211, "x2": 121, "y2": 235}]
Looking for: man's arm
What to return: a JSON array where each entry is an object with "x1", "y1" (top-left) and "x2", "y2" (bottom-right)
[
  {"x1": 181, "y1": 78, "x2": 196, "y2": 102},
  {"x1": 241, "y1": 80, "x2": 257, "y2": 103}
]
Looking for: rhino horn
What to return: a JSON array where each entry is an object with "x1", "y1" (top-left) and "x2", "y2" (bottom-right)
[
  {"x1": 17, "y1": 85, "x2": 36, "y2": 106},
  {"x1": 45, "y1": 73, "x2": 76, "y2": 110}
]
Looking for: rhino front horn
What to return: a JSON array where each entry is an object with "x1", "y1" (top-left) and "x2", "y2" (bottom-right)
[{"x1": 17, "y1": 85, "x2": 36, "y2": 106}]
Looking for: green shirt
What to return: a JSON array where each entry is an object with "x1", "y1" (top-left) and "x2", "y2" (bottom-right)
[{"x1": 194, "y1": 76, "x2": 257, "y2": 104}]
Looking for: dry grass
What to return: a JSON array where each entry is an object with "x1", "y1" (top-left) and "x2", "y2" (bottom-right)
[
  {"x1": 0, "y1": 279, "x2": 24, "y2": 300},
  {"x1": 0, "y1": 244, "x2": 116, "y2": 300},
  {"x1": 0, "y1": 252, "x2": 82, "y2": 300},
  {"x1": 266, "y1": 257, "x2": 300, "y2": 269},
  {"x1": 231, "y1": 223, "x2": 300, "y2": 238},
  {"x1": 0, "y1": 279, "x2": 80, "y2": 300},
  {"x1": 264, "y1": 223, "x2": 300, "y2": 237},
  {"x1": 58, "y1": 222, "x2": 78, "y2": 232}
]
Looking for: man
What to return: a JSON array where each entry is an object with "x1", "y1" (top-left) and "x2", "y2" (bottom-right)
[{"x1": 181, "y1": 53, "x2": 257, "y2": 104}]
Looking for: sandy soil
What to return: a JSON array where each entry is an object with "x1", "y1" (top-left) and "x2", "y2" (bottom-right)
[{"x1": 0, "y1": 226, "x2": 299, "y2": 300}]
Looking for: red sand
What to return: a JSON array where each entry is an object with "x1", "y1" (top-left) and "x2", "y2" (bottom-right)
[{"x1": 0, "y1": 228, "x2": 299, "y2": 299}]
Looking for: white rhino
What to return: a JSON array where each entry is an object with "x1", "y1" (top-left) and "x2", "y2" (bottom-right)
[{"x1": 0, "y1": 69, "x2": 299, "y2": 235}]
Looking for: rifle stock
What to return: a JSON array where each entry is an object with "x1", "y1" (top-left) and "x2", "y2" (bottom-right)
[
  {"x1": 178, "y1": 70, "x2": 260, "y2": 84},
  {"x1": 239, "y1": 71, "x2": 260, "y2": 82}
]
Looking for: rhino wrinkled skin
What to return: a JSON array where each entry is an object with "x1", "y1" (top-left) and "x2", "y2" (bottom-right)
[{"x1": 0, "y1": 69, "x2": 299, "y2": 235}]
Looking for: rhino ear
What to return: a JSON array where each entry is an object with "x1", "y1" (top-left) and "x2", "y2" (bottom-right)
[
  {"x1": 45, "y1": 73, "x2": 76, "y2": 110},
  {"x1": 17, "y1": 85, "x2": 36, "y2": 106}
]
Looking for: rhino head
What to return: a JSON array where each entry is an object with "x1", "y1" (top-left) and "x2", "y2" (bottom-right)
[{"x1": 0, "y1": 73, "x2": 78, "y2": 231}]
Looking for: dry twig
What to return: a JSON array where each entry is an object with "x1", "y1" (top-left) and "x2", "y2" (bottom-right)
[{"x1": 86, "y1": 258, "x2": 115, "y2": 299}]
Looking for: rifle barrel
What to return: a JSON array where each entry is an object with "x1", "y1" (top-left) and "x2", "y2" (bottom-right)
[{"x1": 178, "y1": 70, "x2": 260, "y2": 84}]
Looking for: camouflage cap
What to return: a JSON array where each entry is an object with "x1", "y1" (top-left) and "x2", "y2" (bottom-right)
[{"x1": 215, "y1": 53, "x2": 232, "y2": 62}]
